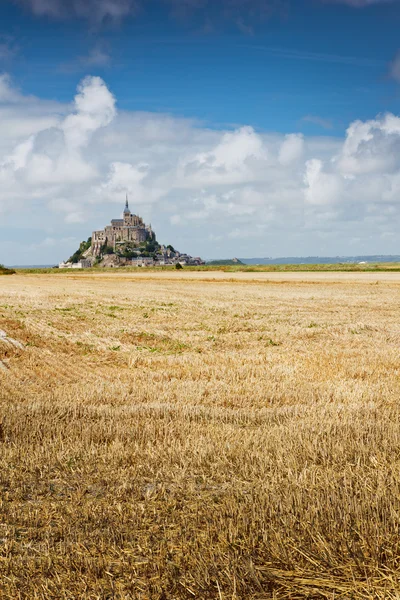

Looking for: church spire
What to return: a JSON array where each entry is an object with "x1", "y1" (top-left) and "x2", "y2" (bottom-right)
[{"x1": 124, "y1": 194, "x2": 131, "y2": 216}]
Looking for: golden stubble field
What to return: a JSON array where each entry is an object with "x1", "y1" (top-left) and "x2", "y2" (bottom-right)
[{"x1": 1, "y1": 271, "x2": 400, "y2": 599}]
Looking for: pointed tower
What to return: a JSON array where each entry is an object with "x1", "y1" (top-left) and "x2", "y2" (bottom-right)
[{"x1": 124, "y1": 194, "x2": 131, "y2": 216}]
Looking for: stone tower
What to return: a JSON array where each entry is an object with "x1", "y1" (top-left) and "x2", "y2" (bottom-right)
[{"x1": 91, "y1": 195, "x2": 155, "y2": 257}]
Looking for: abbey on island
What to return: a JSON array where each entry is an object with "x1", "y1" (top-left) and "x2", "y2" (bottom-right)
[
  {"x1": 59, "y1": 197, "x2": 204, "y2": 269},
  {"x1": 91, "y1": 196, "x2": 155, "y2": 257}
]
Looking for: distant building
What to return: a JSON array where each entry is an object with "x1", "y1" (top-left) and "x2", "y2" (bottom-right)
[
  {"x1": 59, "y1": 258, "x2": 93, "y2": 269},
  {"x1": 79, "y1": 259, "x2": 94, "y2": 268},
  {"x1": 91, "y1": 196, "x2": 155, "y2": 257},
  {"x1": 62, "y1": 196, "x2": 205, "y2": 268},
  {"x1": 131, "y1": 257, "x2": 156, "y2": 267}
]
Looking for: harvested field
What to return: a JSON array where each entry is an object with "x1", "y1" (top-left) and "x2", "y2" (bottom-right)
[{"x1": 1, "y1": 272, "x2": 400, "y2": 599}]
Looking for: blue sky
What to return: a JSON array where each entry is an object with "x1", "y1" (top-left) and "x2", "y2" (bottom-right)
[
  {"x1": 3, "y1": 1, "x2": 398, "y2": 131},
  {"x1": 1, "y1": 0, "x2": 400, "y2": 263}
]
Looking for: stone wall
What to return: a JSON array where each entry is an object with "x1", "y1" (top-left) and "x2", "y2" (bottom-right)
[{"x1": 91, "y1": 210, "x2": 154, "y2": 257}]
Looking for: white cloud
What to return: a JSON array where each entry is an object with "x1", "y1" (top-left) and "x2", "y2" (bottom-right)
[
  {"x1": 304, "y1": 159, "x2": 343, "y2": 206},
  {"x1": 0, "y1": 74, "x2": 116, "y2": 231},
  {"x1": 2, "y1": 136, "x2": 35, "y2": 170},
  {"x1": 0, "y1": 75, "x2": 116, "y2": 199},
  {"x1": 0, "y1": 73, "x2": 21, "y2": 103},
  {"x1": 279, "y1": 133, "x2": 304, "y2": 165},
  {"x1": 178, "y1": 126, "x2": 268, "y2": 188},
  {"x1": 336, "y1": 114, "x2": 400, "y2": 175},
  {"x1": 95, "y1": 161, "x2": 165, "y2": 206},
  {"x1": 61, "y1": 76, "x2": 116, "y2": 151},
  {"x1": 3, "y1": 74, "x2": 400, "y2": 264}
]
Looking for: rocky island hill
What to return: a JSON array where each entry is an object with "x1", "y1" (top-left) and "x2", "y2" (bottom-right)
[{"x1": 60, "y1": 197, "x2": 204, "y2": 269}]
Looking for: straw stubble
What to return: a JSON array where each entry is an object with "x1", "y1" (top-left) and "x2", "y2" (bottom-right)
[{"x1": 0, "y1": 272, "x2": 400, "y2": 599}]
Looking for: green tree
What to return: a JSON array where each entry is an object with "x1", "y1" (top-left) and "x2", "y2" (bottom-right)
[{"x1": 68, "y1": 237, "x2": 92, "y2": 263}]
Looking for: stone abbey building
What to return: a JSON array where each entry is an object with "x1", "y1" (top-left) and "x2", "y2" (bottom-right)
[
  {"x1": 57, "y1": 195, "x2": 204, "y2": 268},
  {"x1": 91, "y1": 197, "x2": 155, "y2": 257}
]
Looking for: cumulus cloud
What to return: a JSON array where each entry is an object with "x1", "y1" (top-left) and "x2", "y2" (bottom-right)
[
  {"x1": 336, "y1": 113, "x2": 400, "y2": 174},
  {"x1": 0, "y1": 75, "x2": 116, "y2": 222},
  {"x1": 279, "y1": 133, "x2": 304, "y2": 165},
  {"x1": 304, "y1": 159, "x2": 343, "y2": 206},
  {"x1": 178, "y1": 126, "x2": 268, "y2": 187},
  {"x1": 303, "y1": 112, "x2": 400, "y2": 230},
  {"x1": 96, "y1": 161, "x2": 166, "y2": 205},
  {"x1": 61, "y1": 75, "x2": 116, "y2": 150},
  {"x1": 3, "y1": 73, "x2": 400, "y2": 264}
]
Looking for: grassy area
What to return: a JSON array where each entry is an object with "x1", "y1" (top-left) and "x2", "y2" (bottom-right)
[
  {"x1": 13, "y1": 261, "x2": 400, "y2": 274},
  {"x1": 0, "y1": 264, "x2": 16, "y2": 275},
  {"x1": 1, "y1": 271, "x2": 400, "y2": 598}
]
